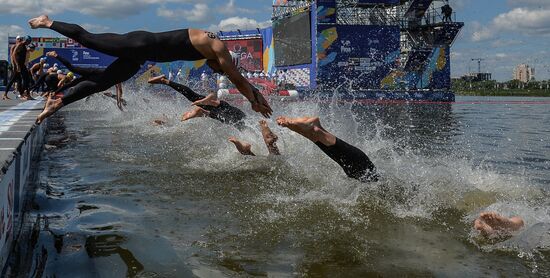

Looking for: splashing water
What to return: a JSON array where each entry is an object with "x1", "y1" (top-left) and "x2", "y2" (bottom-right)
[{"x1": 20, "y1": 85, "x2": 550, "y2": 277}]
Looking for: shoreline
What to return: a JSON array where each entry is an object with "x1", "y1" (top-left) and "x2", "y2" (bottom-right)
[{"x1": 456, "y1": 91, "x2": 550, "y2": 97}]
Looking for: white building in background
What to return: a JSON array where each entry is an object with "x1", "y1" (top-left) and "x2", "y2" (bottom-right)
[{"x1": 513, "y1": 64, "x2": 535, "y2": 83}]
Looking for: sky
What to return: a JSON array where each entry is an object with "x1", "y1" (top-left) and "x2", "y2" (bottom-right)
[{"x1": 0, "y1": 0, "x2": 549, "y2": 81}]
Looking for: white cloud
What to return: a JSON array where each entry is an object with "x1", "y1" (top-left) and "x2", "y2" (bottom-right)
[
  {"x1": 157, "y1": 3, "x2": 211, "y2": 23},
  {"x1": 218, "y1": 0, "x2": 256, "y2": 15},
  {"x1": 0, "y1": 25, "x2": 25, "y2": 60},
  {"x1": 471, "y1": 7, "x2": 550, "y2": 41},
  {"x1": 495, "y1": 53, "x2": 508, "y2": 58},
  {"x1": 208, "y1": 17, "x2": 271, "y2": 32}
]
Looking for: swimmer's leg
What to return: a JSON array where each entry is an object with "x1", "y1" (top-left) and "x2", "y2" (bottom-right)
[
  {"x1": 37, "y1": 59, "x2": 140, "y2": 124},
  {"x1": 30, "y1": 15, "x2": 153, "y2": 60},
  {"x1": 228, "y1": 137, "x2": 255, "y2": 156},
  {"x1": 259, "y1": 120, "x2": 280, "y2": 155},
  {"x1": 276, "y1": 116, "x2": 378, "y2": 181},
  {"x1": 148, "y1": 75, "x2": 206, "y2": 103}
]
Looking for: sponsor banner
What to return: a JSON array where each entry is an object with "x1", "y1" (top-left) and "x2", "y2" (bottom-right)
[
  {"x1": 0, "y1": 162, "x2": 16, "y2": 269},
  {"x1": 41, "y1": 48, "x2": 117, "y2": 70},
  {"x1": 317, "y1": 25, "x2": 400, "y2": 90},
  {"x1": 223, "y1": 39, "x2": 264, "y2": 72},
  {"x1": 17, "y1": 134, "x2": 32, "y2": 214}
]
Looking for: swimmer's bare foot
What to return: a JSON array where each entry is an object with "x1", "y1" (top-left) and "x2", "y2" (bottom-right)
[
  {"x1": 2, "y1": 94, "x2": 10, "y2": 100},
  {"x1": 181, "y1": 106, "x2": 209, "y2": 121},
  {"x1": 37, "y1": 96, "x2": 63, "y2": 124},
  {"x1": 259, "y1": 120, "x2": 280, "y2": 155},
  {"x1": 46, "y1": 51, "x2": 58, "y2": 58},
  {"x1": 148, "y1": 75, "x2": 169, "y2": 85},
  {"x1": 276, "y1": 116, "x2": 336, "y2": 146},
  {"x1": 192, "y1": 93, "x2": 220, "y2": 107},
  {"x1": 29, "y1": 15, "x2": 53, "y2": 29},
  {"x1": 474, "y1": 212, "x2": 524, "y2": 237},
  {"x1": 228, "y1": 137, "x2": 255, "y2": 156}
]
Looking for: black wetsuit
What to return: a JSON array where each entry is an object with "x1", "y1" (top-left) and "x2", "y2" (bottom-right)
[
  {"x1": 315, "y1": 138, "x2": 378, "y2": 182},
  {"x1": 166, "y1": 81, "x2": 246, "y2": 128},
  {"x1": 47, "y1": 21, "x2": 205, "y2": 106},
  {"x1": 44, "y1": 74, "x2": 60, "y2": 91}
]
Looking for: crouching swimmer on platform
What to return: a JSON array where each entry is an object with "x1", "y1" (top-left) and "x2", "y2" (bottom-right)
[
  {"x1": 230, "y1": 116, "x2": 378, "y2": 182},
  {"x1": 147, "y1": 73, "x2": 246, "y2": 129},
  {"x1": 29, "y1": 15, "x2": 272, "y2": 123}
]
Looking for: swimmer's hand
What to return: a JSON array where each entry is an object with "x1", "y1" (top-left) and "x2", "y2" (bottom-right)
[
  {"x1": 192, "y1": 93, "x2": 220, "y2": 107},
  {"x1": 250, "y1": 87, "x2": 272, "y2": 118}
]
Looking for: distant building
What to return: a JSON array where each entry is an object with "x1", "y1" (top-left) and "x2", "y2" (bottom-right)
[
  {"x1": 459, "y1": 72, "x2": 491, "y2": 82},
  {"x1": 513, "y1": 64, "x2": 535, "y2": 83}
]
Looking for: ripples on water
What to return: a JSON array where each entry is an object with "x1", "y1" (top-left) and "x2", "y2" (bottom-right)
[{"x1": 18, "y1": 89, "x2": 550, "y2": 277}]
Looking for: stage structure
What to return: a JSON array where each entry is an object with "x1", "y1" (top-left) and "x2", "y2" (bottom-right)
[{"x1": 269, "y1": 0, "x2": 464, "y2": 101}]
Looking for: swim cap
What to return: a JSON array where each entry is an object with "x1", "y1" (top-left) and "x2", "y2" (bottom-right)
[
  {"x1": 44, "y1": 63, "x2": 49, "y2": 68},
  {"x1": 67, "y1": 72, "x2": 74, "y2": 79},
  {"x1": 25, "y1": 36, "x2": 32, "y2": 43},
  {"x1": 53, "y1": 63, "x2": 58, "y2": 67},
  {"x1": 15, "y1": 35, "x2": 22, "y2": 41},
  {"x1": 229, "y1": 51, "x2": 240, "y2": 68},
  {"x1": 57, "y1": 70, "x2": 63, "y2": 75}
]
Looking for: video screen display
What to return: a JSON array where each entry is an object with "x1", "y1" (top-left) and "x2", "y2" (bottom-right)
[{"x1": 274, "y1": 11, "x2": 312, "y2": 66}]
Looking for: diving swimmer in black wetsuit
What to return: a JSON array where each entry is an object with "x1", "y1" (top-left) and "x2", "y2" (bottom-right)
[
  {"x1": 277, "y1": 116, "x2": 378, "y2": 182},
  {"x1": 28, "y1": 15, "x2": 272, "y2": 123},
  {"x1": 45, "y1": 51, "x2": 126, "y2": 110},
  {"x1": 228, "y1": 116, "x2": 377, "y2": 182},
  {"x1": 148, "y1": 75, "x2": 246, "y2": 129}
]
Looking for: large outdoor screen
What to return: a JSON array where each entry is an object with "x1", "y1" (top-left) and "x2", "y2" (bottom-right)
[{"x1": 274, "y1": 11, "x2": 312, "y2": 66}]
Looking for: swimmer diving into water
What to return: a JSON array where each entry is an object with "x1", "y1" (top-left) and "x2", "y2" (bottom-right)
[
  {"x1": 230, "y1": 117, "x2": 378, "y2": 182},
  {"x1": 46, "y1": 51, "x2": 126, "y2": 110},
  {"x1": 148, "y1": 75, "x2": 246, "y2": 129},
  {"x1": 278, "y1": 116, "x2": 378, "y2": 182},
  {"x1": 29, "y1": 15, "x2": 272, "y2": 123}
]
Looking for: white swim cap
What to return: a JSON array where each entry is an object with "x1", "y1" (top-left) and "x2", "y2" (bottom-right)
[
  {"x1": 53, "y1": 63, "x2": 58, "y2": 67},
  {"x1": 15, "y1": 35, "x2": 22, "y2": 41},
  {"x1": 229, "y1": 51, "x2": 240, "y2": 68},
  {"x1": 57, "y1": 70, "x2": 63, "y2": 74},
  {"x1": 40, "y1": 57, "x2": 47, "y2": 62}
]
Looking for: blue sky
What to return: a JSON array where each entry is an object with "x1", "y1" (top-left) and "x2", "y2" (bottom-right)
[{"x1": 0, "y1": 0, "x2": 548, "y2": 81}]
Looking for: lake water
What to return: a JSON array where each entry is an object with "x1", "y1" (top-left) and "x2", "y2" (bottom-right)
[{"x1": 16, "y1": 94, "x2": 550, "y2": 277}]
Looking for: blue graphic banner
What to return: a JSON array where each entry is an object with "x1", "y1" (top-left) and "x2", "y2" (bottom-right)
[{"x1": 317, "y1": 25, "x2": 400, "y2": 90}]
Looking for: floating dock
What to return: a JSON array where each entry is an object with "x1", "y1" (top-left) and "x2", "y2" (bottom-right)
[{"x1": 0, "y1": 99, "x2": 47, "y2": 273}]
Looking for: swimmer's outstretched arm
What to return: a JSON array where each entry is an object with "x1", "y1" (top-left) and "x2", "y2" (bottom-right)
[{"x1": 276, "y1": 116, "x2": 378, "y2": 182}]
